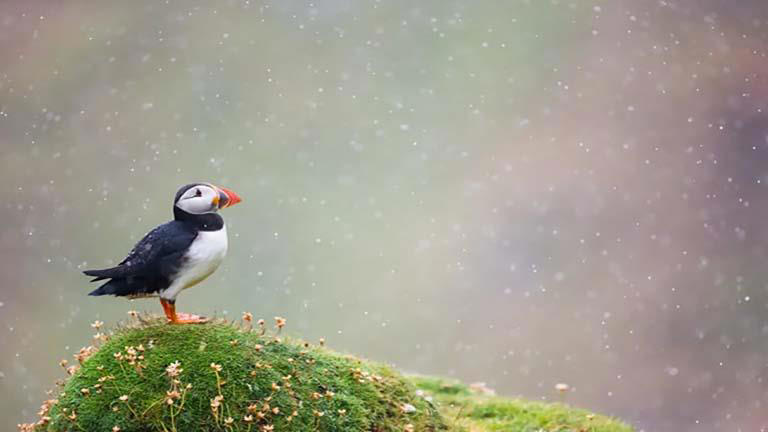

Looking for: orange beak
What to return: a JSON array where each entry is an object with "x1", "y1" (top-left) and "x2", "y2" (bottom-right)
[{"x1": 215, "y1": 186, "x2": 242, "y2": 209}]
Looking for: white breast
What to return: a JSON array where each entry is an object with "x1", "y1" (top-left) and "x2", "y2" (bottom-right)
[{"x1": 161, "y1": 226, "x2": 228, "y2": 300}]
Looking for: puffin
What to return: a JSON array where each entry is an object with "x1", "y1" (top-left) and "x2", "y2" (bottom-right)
[{"x1": 84, "y1": 183, "x2": 241, "y2": 324}]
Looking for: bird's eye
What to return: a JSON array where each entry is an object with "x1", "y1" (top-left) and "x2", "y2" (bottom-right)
[{"x1": 195, "y1": 189, "x2": 202, "y2": 197}]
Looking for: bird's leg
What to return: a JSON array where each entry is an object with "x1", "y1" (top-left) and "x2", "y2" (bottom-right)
[
  {"x1": 160, "y1": 298, "x2": 175, "y2": 322},
  {"x1": 160, "y1": 298, "x2": 207, "y2": 324}
]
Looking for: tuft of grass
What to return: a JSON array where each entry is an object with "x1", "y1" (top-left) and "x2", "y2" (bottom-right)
[
  {"x1": 408, "y1": 376, "x2": 633, "y2": 432},
  {"x1": 22, "y1": 316, "x2": 634, "y2": 432},
  {"x1": 29, "y1": 317, "x2": 444, "y2": 432}
]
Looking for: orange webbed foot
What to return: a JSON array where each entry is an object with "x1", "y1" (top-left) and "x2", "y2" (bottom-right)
[
  {"x1": 160, "y1": 298, "x2": 208, "y2": 324},
  {"x1": 173, "y1": 313, "x2": 209, "y2": 324}
]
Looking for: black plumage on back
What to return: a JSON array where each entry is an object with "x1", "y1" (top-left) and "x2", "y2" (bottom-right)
[{"x1": 85, "y1": 221, "x2": 198, "y2": 297}]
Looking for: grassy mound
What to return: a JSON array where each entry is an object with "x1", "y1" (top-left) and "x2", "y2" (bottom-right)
[
  {"x1": 22, "y1": 317, "x2": 633, "y2": 432},
  {"x1": 412, "y1": 377, "x2": 633, "y2": 432},
  {"x1": 30, "y1": 317, "x2": 444, "y2": 432}
]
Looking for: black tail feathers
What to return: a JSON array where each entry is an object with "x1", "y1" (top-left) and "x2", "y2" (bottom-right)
[
  {"x1": 87, "y1": 276, "x2": 133, "y2": 296},
  {"x1": 88, "y1": 280, "x2": 119, "y2": 296},
  {"x1": 83, "y1": 269, "x2": 112, "y2": 282},
  {"x1": 85, "y1": 267, "x2": 151, "y2": 297},
  {"x1": 86, "y1": 276, "x2": 147, "y2": 297}
]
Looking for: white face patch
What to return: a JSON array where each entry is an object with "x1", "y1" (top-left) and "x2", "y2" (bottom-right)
[{"x1": 175, "y1": 184, "x2": 219, "y2": 214}]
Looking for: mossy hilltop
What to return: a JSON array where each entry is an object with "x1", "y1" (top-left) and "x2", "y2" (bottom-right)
[{"x1": 22, "y1": 317, "x2": 633, "y2": 432}]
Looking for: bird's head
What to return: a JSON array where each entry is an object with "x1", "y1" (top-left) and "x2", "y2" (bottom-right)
[{"x1": 174, "y1": 183, "x2": 242, "y2": 215}]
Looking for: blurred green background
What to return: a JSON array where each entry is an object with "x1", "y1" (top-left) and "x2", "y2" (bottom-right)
[{"x1": 3, "y1": 1, "x2": 768, "y2": 431}]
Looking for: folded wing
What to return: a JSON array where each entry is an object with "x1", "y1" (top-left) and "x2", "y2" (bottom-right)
[{"x1": 84, "y1": 222, "x2": 197, "y2": 297}]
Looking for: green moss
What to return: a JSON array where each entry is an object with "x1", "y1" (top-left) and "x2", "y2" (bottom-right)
[
  {"x1": 26, "y1": 319, "x2": 633, "y2": 432},
  {"x1": 409, "y1": 376, "x2": 633, "y2": 432},
  {"x1": 38, "y1": 319, "x2": 444, "y2": 432}
]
